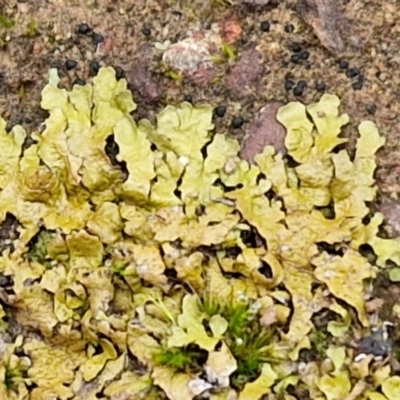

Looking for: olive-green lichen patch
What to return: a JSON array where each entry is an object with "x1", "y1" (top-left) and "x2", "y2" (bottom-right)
[{"x1": 0, "y1": 67, "x2": 398, "y2": 400}]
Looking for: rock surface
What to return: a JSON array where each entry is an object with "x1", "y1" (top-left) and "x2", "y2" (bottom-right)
[
  {"x1": 127, "y1": 64, "x2": 162, "y2": 103},
  {"x1": 242, "y1": 0, "x2": 271, "y2": 4},
  {"x1": 378, "y1": 199, "x2": 400, "y2": 237},
  {"x1": 240, "y1": 101, "x2": 286, "y2": 162},
  {"x1": 225, "y1": 48, "x2": 266, "y2": 97},
  {"x1": 162, "y1": 31, "x2": 222, "y2": 86},
  {"x1": 297, "y1": 0, "x2": 345, "y2": 55}
]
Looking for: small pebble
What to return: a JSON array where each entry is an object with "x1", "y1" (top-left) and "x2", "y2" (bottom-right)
[
  {"x1": 214, "y1": 105, "x2": 227, "y2": 118},
  {"x1": 65, "y1": 59, "x2": 77, "y2": 70},
  {"x1": 285, "y1": 23, "x2": 295, "y2": 33},
  {"x1": 293, "y1": 80, "x2": 307, "y2": 96},
  {"x1": 339, "y1": 59, "x2": 349, "y2": 69},
  {"x1": 260, "y1": 21, "x2": 270, "y2": 32},
  {"x1": 142, "y1": 26, "x2": 152, "y2": 37},
  {"x1": 89, "y1": 60, "x2": 100, "y2": 75},
  {"x1": 77, "y1": 23, "x2": 91, "y2": 35},
  {"x1": 301, "y1": 50, "x2": 310, "y2": 60},
  {"x1": 72, "y1": 78, "x2": 86, "y2": 86},
  {"x1": 366, "y1": 103, "x2": 377, "y2": 115},
  {"x1": 231, "y1": 116, "x2": 244, "y2": 129},
  {"x1": 284, "y1": 79, "x2": 295, "y2": 91},
  {"x1": 316, "y1": 82, "x2": 326, "y2": 92},
  {"x1": 92, "y1": 32, "x2": 104, "y2": 44}
]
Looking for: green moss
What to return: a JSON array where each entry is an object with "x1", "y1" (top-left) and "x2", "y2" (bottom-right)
[
  {"x1": 4, "y1": 366, "x2": 22, "y2": 391},
  {"x1": 309, "y1": 329, "x2": 328, "y2": 358},
  {"x1": 27, "y1": 230, "x2": 54, "y2": 267},
  {"x1": 25, "y1": 18, "x2": 38, "y2": 38},
  {"x1": 0, "y1": 15, "x2": 14, "y2": 29},
  {"x1": 164, "y1": 70, "x2": 183, "y2": 82},
  {"x1": 153, "y1": 347, "x2": 204, "y2": 371},
  {"x1": 222, "y1": 42, "x2": 237, "y2": 62},
  {"x1": 201, "y1": 296, "x2": 280, "y2": 388}
]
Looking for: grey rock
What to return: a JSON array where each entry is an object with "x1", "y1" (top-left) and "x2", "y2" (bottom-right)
[{"x1": 354, "y1": 329, "x2": 393, "y2": 358}]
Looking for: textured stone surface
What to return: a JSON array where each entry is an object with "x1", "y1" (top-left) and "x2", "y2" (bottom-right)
[
  {"x1": 240, "y1": 101, "x2": 286, "y2": 162},
  {"x1": 225, "y1": 48, "x2": 265, "y2": 97},
  {"x1": 127, "y1": 64, "x2": 162, "y2": 103},
  {"x1": 379, "y1": 199, "x2": 400, "y2": 237}
]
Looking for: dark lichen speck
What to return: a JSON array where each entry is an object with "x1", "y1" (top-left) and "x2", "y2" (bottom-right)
[
  {"x1": 293, "y1": 80, "x2": 307, "y2": 96},
  {"x1": 290, "y1": 43, "x2": 302, "y2": 53},
  {"x1": 339, "y1": 59, "x2": 349, "y2": 69},
  {"x1": 77, "y1": 22, "x2": 91, "y2": 35},
  {"x1": 346, "y1": 67, "x2": 360, "y2": 78},
  {"x1": 65, "y1": 59, "x2": 77, "y2": 70},
  {"x1": 284, "y1": 23, "x2": 295, "y2": 33},
  {"x1": 141, "y1": 26, "x2": 152, "y2": 37},
  {"x1": 366, "y1": 103, "x2": 377, "y2": 114},
  {"x1": 114, "y1": 66, "x2": 125, "y2": 80},
  {"x1": 291, "y1": 54, "x2": 301, "y2": 64},
  {"x1": 231, "y1": 116, "x2": 244, "y2": 129},
  {"x1": 260, "y1": 21, "x2": 270, "y2": 32},
  {"x1": 284, "y1": 79, "x2": 295, "y2": 91},
  {"x1": 214, "y1": 105, "x2": 227, "y2": 118},
  {"x1": 89, "y1": 60, "x2": 100, "y2": 75},
  {"x1": 316, "y1": 82, "x2": 326, "y2": 92},
  {"x1": 183, "y1": 94, "x2": 193, "y2": 104},
  {"x1": 301, "y1": 50, "x2": 310, "y2": 60},
  {"x1": 92, "y1": 32, "x2": 104, "y2": 44},
  {"x1": 72, "y1": 78, "x2": 86, "y2": 86}
]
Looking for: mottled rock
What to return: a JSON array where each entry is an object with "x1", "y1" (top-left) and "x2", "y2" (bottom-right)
[
  {"x1": 127, "y1": 64, "x2": 162, "y2": 103},
  {"x1": 296, "y1": 0, "x2": 360, "y2": 55},
  {"x1": 218, "y1": 19, "x2": 242, "y2": 43},
  {"x1": 163, "y1": 38, "x2": 212, "y2": 73},
  {"x1": 353, "y1": 329, "x2": 393, "y2": 358},
  {"x1": 379, "y1": 199, "x2": 400, "y2": 237},
  {"x1": 240, "y1": 101, "x2": 286, "y2": 162},
  {"x1": 242, "y1": 0, "x2": 271, "y2": 4},
  {"x1": 225, "y1": 48, "x2": 265, "y2": 96},
  {"x1": 297, "y1": 0, "x2": 344, "y2": 55},
  {"x1": 162, "y1": 35, "x2": 218, "y2": 86}
]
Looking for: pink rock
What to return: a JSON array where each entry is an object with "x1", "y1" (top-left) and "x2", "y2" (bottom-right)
[
  {"x1": 162, "y1": 31, "x2": 222, "y2": 86},
  {"x1": 240, "y1": 101, "x2": 286, "y2": 162},
  {"x1": 242, "y1": 0, "x2": 271, "y2": 4},
  {"x1": 219, "y1": 19, "x2": 242, "y2": 43},
  {"x1": 225, "y1": 48, "x2": 266, "y2": 96},
  {"x1": 127, "y1": 64, "x2": 162, "y2": 103},
  {"x1": 379, "y1": 199, "x2": 400, "y2": 237}
]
